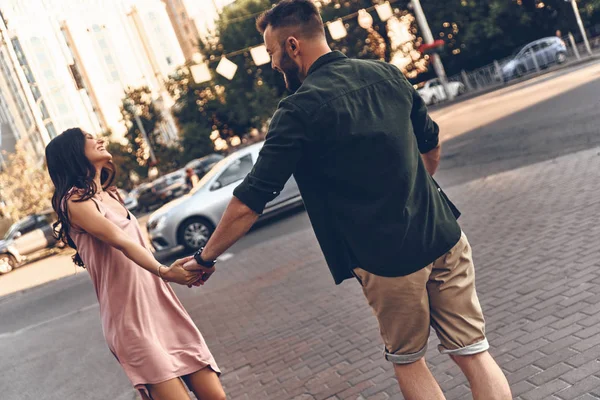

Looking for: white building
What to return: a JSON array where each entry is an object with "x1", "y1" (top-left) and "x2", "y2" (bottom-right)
[
  {"x1": 185, "y1": 0, "x2": 237, "y2": 40},
  {"x1": 0, "y1": 0, "x2": 184, "y2": 141},
  {"x1": 161, "y1": 0, "x2": 202, "y2": 62},
  {"x1": 0, "y1": 8, "x2": 53, "y2": 164},
  {"x1": 0, "y1": 0, "x2": 103, "y2": 138}
]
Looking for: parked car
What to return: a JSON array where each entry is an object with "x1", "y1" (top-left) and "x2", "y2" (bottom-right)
[
  {"x1": 122, "y1": 187, "x2": 140, "y2": 213},
  {"x1": 136, "y1": 182, "x2": 162, "y2": 213},
  {"x1": 502, "y1": 37, "x2": 568, "y2": 81},
  {"x1": 153, "y1": 170, "x2": 188, "y2": 203},
  {"x1": 417, "y1": 78, "x2": 465, "y2": 105},
  {"x1": 185, "y1": 154, "x2": 224, "y2": 180},
  {"x1": 147, "y1": 142, "x2": 303, "y2": 253},
  {"x1": 0, "y1": 210, "x2": 62, "y2": 274}
]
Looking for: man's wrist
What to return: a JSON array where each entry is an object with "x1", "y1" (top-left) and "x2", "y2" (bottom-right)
[{"x1": 194, "y1": 247, "x2": 217, "y2": 267}]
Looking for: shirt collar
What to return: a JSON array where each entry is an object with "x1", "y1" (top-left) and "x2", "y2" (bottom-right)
[{"x1": 307, "y1": 51, "x2": 347, "y2": 76}]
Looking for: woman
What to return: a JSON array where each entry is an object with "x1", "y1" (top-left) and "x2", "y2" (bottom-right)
[{"x1": 45, "y1": 128, "x2": 225, "y2": 400}]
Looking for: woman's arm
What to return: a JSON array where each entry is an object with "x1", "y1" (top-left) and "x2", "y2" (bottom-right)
[{"x1": 68, "y1": 198, "x2": 199, "y2": 285}]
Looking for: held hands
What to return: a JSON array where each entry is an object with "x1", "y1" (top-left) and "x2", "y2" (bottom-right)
[
  {"x1": 160, "y1": 256, "x2": 203, "y2": 286},
  {"x1": 183, "y1": 258, "x2": 216, "y2": 287}
]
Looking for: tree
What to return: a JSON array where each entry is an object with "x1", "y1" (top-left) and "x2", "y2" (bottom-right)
[
  {"x1": 170, "y1": 0, "x2": 423, "y2": 147},
  {"x1": 104, "y1": 141, "x2": 145, "y2": 191},
  {"x1": 116, "y1": 86, "x2": 184, "y2": 181},
  {"x1": 408, "y1": 0, "x2": 599, "y2": 77},
  {"x1": 0, "y1": 141, "x2": 53, "y2": 221}
]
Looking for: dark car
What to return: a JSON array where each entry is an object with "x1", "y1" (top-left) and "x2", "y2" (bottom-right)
[
  {"x1": 0, "y1": 210, "x2": 62, "y2": 274},
  {"x1": 185, "y1": 154, "x2": 224, "y2": 180},
  {"x1": 153, "y1": 170, "x2": 188, "y2": 204},
  {"x1": 136, "y1": 182, "x2": 163, "y2": 213}
]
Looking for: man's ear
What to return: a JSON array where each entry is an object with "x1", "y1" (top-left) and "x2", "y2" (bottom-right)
[{"x1": 287, "y1": 37, "x2": 300, "y2": 54}]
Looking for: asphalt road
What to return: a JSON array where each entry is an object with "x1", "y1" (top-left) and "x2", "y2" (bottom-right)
[{"x1": 0, "y1": 59, "x2": 599, "y2": 400}]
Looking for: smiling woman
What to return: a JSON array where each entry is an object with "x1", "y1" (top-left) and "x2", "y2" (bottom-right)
[{"x1": 44, "y1": 127, "x2": 226, "y2": 400}]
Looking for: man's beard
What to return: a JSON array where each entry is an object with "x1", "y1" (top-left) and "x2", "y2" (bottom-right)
[{"x1": 280, "y1": 52, "x2": 303, "y2": 92}]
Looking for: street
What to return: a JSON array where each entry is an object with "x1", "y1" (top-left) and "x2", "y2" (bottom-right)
[{"x1": 1, "y1": 59, "x2": 600, "y2": 399}]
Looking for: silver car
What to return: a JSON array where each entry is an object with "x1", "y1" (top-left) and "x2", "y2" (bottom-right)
[
  {"x1": 147, "y1": 141, "x2": 303, "y2": 253},
  {"x1": 501, "y1": 37, "x2": 568, "y2": 81}
]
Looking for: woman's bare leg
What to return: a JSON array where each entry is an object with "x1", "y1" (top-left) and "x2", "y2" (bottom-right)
[
  {"x1": 183, "y1": 367, "x2": 226, "y2": 400},
  {"x1": 146, "y1": 377, "x2": 192, "y2": 400}
]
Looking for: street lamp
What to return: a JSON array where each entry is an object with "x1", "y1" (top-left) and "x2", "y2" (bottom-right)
[
  {"x1": 410, "y1": 0, "x2": 454, "y2": 101},
  {"x1": 567, "y1": 0, "x2": 593, "y2": 56},
  {"x1": 125, "y1": 100, "x2": 157, "y2": 166}
]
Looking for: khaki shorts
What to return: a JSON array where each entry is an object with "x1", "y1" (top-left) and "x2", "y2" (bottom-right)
[{"x1": 353, "y1": 231, "x2": 488, "y2": 364}]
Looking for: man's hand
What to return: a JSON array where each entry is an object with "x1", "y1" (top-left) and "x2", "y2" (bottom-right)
[
  {"x1": 182, "y1": 196, "x2": 260, "y2": 288},
  {"x1": 183, "y1": 259, "x2": 216, "y2": 286},
  {"x1": 162, "y1": 256, "x2": 203, "y2": 286}
]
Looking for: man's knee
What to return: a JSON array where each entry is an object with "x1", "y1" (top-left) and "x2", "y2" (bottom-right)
[{"x1": 450, "y1": 350, "x2": 489, "y2": 367}]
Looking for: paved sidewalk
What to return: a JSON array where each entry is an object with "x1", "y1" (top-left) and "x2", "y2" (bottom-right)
[{"x1": 180, "y1": 146, "x2": 600, "y2": 400}]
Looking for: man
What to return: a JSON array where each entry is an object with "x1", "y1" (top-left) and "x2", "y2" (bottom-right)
[{"x1": 184, "y1": 1, "x2": 511, "y2": 398}]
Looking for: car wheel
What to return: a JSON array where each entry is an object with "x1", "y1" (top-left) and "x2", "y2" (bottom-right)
[
  {"x1": 177, "y1": 217, "x2": 215, "y2": 252},
  {"x1": 516, "y1": 65, "x2": 526, "y2": 78},
  {"x1": 430, "y1": 95, "x2": 439, "y2": 105},
  {"x1": 0, "y1": 254, "x2": 16, "y2": 274},
  {"x1": 557, "y1": 52, "x2": 567, "y2": 64},
  {"x1": 457, "y1": 86, "x2": 466, "y2": 95}
]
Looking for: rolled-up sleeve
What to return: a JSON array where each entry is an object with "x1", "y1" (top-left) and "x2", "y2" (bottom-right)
[
  {"x1": 233, "y1": 100, "x2": 308, "y2": 214},
  {"x1": 411, "y1": 87, "x2": 440, "y2": 154}
]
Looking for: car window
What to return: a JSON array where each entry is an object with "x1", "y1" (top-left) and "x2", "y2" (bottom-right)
[
  {"x1": 517, "y1": 45, "x2": 531, "y2": 57},
  {"x1": 539, "y1": 41, "x2": 550, "y2": 49},
  {"x1": 208, "y1": 154, "x2": 224, "y2": 163},
  {"x1": 5, "y1": 217, "x2": 35, "y2": 239},
  {"x1": 214, "y1": 154, "x2": 254, "y2": 189},
  {"x1": 34, "y1": 214, "x2": 50, "y2": 229}
]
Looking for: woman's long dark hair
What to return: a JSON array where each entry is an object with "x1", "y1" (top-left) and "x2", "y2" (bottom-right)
[{"x1": 45, "y1": 127, "x2": 116, "y2": 267}]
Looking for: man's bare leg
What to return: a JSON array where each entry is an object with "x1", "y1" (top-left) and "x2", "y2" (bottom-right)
[
  {"x1": 451, "y1": 351, "x2": 512, "y2": 400},
  {"x1": 393, "y1": 358, "x2": 446, "y2": 400}
]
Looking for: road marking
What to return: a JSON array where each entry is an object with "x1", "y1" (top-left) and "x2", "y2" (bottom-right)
[
  {"x1": 0, "y1": 303, "x2": 98, "y2": 339},
  {"x1": 217, "y1": 253, "x2": 234, "y2": 262}
]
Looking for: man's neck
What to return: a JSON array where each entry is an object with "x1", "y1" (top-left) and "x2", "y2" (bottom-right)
[{"x1": 301, "y1": 44, "x2": 332, "y2": 78}]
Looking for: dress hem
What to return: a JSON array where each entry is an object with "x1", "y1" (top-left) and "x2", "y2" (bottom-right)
[{"x1": 134, "y1": 361, "x2": 221, "y2": 399}]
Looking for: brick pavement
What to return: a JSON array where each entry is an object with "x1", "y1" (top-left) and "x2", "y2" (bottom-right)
[{"x1": 183, "y1": 147, "x2": 600, "y2": 400}]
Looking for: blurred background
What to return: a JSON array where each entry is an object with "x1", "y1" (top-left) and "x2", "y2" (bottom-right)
[{"x1": 1, "y1": 0, "x2": 600, "y2": 278}]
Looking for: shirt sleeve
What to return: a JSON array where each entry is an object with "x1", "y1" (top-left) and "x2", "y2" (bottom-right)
[
  {"x1": 233, "y1": 101, "x2": 308, "y2": 215},
  {"x1": 410, "y1": 87, "x2": 440, "y2": 154}
]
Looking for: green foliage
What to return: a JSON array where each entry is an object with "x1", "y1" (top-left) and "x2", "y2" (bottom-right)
[
  {"x1": 0, "y1": 141, "x2": 53, "y2": 221},
  {"x1": 167, "y1": 0, "x2": 600, "y2": 145},
  {"x1": 107, "y1": 86, "x2": 188, "y2": 187}
]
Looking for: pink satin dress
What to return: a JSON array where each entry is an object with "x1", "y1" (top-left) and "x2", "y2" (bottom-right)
[{"x1": 68, "y1": 188, "x2": 220, "y2": 397}]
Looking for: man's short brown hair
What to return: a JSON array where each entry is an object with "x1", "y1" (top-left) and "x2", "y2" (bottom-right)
[{"x1": 256, "y1": 0, "x2": 325, "y2": 38}]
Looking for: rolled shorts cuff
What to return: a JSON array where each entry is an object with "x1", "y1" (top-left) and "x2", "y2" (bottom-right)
[
  {"x1": 384, "y1": 343, "x2": 428, "y2": 364},
  {"x1": 439, "y1": 338, "x2": 489, "y2": 356}
]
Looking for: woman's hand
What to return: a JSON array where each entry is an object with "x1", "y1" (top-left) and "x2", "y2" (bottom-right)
[{"x1": 161, "y1": 256, "x2": 201, "y2": 286}]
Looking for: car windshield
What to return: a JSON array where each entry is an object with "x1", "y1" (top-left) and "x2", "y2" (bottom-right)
[
  {"x1": 165, "y1": 172, "x2": 183, "y2": 184},
  {"x1": 3, "y1": 217, "x2": 32, "y2": 240},
  {"x1": 190, "y1": 156, "x2": 238, "y2": 195},
  {"x1": 514, "y1": 43, "x2": 531, "y2": 57}
]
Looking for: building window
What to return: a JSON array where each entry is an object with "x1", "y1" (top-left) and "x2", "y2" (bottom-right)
[
  {"x1": 39, "y1": 101, "x2": 50, "y2": 120},
  {"x1": 30, "y1": 84, "x2": 42, "y2": 101},
  {"x1": 45, "y1": 122, "x2": 57, "y2": 138},
  {"x1": 90, "y1": 24, "x2": 121, "y2": 83}
]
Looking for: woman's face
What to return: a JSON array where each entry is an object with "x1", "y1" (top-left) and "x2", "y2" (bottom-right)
[{"x1": 83, "y1": 132, "x2": 112, "y2": 165}]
